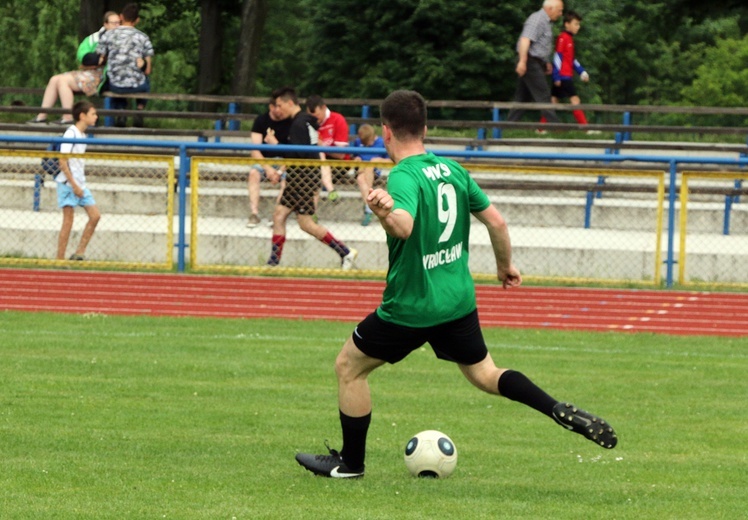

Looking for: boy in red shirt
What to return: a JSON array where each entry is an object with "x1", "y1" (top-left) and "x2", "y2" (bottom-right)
[{"x1": 541, "y1": 11, "x2": 598, "y2": 134}]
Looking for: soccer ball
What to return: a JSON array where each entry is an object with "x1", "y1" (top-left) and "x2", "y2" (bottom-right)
[{"x1": 403, "y1": 430, "x2": 458, "y2": 478}]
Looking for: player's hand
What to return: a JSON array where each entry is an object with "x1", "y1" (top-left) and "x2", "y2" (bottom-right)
[
  {"x1": 545, "y1": 63, "x2": 553, "y2": 75},
  {"x1": 366, "y1": 188, "x2": 394, "y2": 217},
  {"x1": 266, "y1": 167, "x2": 280, "y2": 184},
  {"x1": 580, "y1": 71, "x2": 590, "y2": 82},
  {"x1": 264, "y1": 129, "x2": 278, "y2": 144},
  {"x1": 515, "y1": 61, "x2": 527, "y2": 77},
  {"x1": 498, "y1": 265, "x2": 522, "y2": 289},
  {"x1": 73, "y1": 184, "x2": 84, "y2": 198},
  {"x1": 554, "y1": 80, "x2": 561, "y2": 86}
]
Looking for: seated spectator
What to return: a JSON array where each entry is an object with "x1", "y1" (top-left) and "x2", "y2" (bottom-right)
[
  {"x1": 27, "y1": 12, "x2": 120, "y2": 124},
  {"x1": 246, "y1": 90, "x2": 292, "y2": 227},
  {"x1": 352, "y1": 124, "x2": 391, "y2": 226},
  {"x1": 77, "y1": 11, "x2": 121, "y2": 63},
  {"x1": 96, "y1": 3, "x2": 154, "y2": 127},
  {"x1": 306, "y1": 94, "x2": 351, "y2": 204}
]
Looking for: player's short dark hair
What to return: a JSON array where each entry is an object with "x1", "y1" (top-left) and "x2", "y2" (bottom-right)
[
  {"x1": 73, "y1": 100, "x2": 95, "y2": 122},
  {"x1": 273, "y1": 86, "x2": 298, "y2": 105},
  {"x1": 121, "y1": 3, "x2": 140, "y2": 23},
  {"x1": 305, "y1": 94, "x2": 325, "y2": 112},
  {"x1": 381, "y1": 90, "x2": 427, "y2": 141},
  {"x1": 564, "y1": 10, "x2": 582, "y2": 23}
]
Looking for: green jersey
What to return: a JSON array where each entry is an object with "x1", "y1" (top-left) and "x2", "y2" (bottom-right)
[{"x1": 377, "y1": 152, "x2": 491, "y2": 327}]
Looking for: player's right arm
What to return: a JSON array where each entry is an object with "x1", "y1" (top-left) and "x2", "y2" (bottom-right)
[
  {"x1": 473, "y1": 204, "x2": 522, "y2": 289},
  {"x1": 366, "y1": 188, "x2": 413, "y2": 239}
]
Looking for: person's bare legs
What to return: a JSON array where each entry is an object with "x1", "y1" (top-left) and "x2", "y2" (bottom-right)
[
  {"x1": 56, "y1": 206, "x2": 75, "y2": 259},
  {"x1": 73, "y1": 205, "x2": 101, "y2": 257},
  {"x1": 247, "y1": 167, "x2": 261, "y2": 217},
  {"x1": 297, "y1": 213, "x2": 331, "y2": 240},
  {"x1": 36, "y1": 73, "x2": 78, "y2": 122},
  {"x1": 356, "y1": 167, "x2": 375, "y2": 203}
]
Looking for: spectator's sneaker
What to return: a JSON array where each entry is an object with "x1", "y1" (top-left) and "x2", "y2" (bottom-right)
[
  {"x1": 69, "y1": 254, "x2": 85, "y2": 261},
  {"x1": 26, "y1": 118, "x2": 48, "y2": 125},
  {"x1": 133, "y1": 114, "x2": 144, "y2": 128},
  {"x1": 586, "y1": 129, "x2": 602, "y2": 135},
  {"x1": 552, "y1": 402, "x2": 617, "y2": 449},
  {"x1": 114, "y1": 116, "x2": 127, "y2": 128},
  {"x1": 246, "y1": 214, "x2": 261, "y2": 228},
  {"x1": 535, "y1": 129, "x2": 548, "y2": 135},
  {"x1": 327, "y1": 190, "x2": 340, "y2": 204},
  {"x1": 361, "y1": 212, "x2": 373, "y2": 227},
  {"x1": 295, "y1": 445, "x2": 364, "y2": 478},
  {"x1": 341, "y1": 248, "x2": 358, "y2": 270}
]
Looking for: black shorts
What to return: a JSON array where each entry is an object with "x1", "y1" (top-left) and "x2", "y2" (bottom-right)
[
  {"x1": 551, "y1": 79, "x2": 577, "y2": 100},
  {"x1": 352, "y1": 309, "x2": 488, "y2": 366},
  {"x1": 279, "y1": 167, "x2": 320, "y2": 215}
]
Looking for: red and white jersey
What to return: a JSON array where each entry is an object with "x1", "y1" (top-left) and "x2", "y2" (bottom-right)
[{"x1": 318, "y1": 109, "x2": 349, "y2": 147}]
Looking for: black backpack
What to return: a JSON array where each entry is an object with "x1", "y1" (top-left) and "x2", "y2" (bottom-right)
[{"x1": 41, "y1": 142, "x2": 61, "y2": 177}]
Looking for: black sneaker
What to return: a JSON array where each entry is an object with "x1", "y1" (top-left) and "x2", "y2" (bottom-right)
[
  {"x1": 552, "y1": 402, "x2": 618, "y2": 449},
  {"x1": 295, "y1": 444, "x2": 364, "y2": 478}
]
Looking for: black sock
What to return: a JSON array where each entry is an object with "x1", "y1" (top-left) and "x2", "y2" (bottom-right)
[
  {"x1": 497, "y1": 369, "x2": 558, "y2": 418},
  {"x1": 339, "y1": 410, "x2": 371, "y2": 470}
]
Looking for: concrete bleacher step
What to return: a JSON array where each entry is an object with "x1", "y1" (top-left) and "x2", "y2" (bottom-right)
[{"x1": 2, "y1": 178, "x2": 745, "y2": 235}]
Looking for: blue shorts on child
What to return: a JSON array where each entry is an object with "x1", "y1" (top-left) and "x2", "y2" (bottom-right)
[{"x1": 56, "y1": 182, "x2": 96, "y2": 208}]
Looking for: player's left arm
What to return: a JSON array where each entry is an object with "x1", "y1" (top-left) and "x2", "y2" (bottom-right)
[{"x1": 472, "y1": 204, "x2": 522, "y2": 289}]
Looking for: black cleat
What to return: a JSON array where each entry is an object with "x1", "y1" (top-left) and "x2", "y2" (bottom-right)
[
  {"x1": 295, "y1": 443, "x2": 364, "y2": 478},
  {"x1": 552, "y1": 402, "x2": 618, "y2": 449}
]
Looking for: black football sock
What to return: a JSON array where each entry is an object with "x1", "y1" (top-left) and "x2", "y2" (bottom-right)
[
  {"x1": 497, "y1": 369, "x2": 558, "y2": 418},
  {"x1": 339, "y1": 410, "x2": 371, "y2": 470}
]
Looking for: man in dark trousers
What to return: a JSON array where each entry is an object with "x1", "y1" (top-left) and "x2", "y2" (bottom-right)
[{"x1": 507, "y1": 0, "x2": 564, "y2": 125}]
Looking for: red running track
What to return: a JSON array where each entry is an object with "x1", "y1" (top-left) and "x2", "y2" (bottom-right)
[{"x1": 1, "y1": 269, "x2": 747, "y2": 337}]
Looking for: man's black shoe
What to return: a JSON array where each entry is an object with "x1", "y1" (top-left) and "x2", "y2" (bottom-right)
[
  {"x1": 295, "y1": 444, "x2": 364, "y2": 478},
  {"x1": 552, "y1": 402, "x2": 618, "y2": 449}
]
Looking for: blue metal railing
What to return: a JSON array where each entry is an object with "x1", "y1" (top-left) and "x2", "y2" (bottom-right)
[{"x1": 4, "y1": 134, "x2": 747, "y2": 286}]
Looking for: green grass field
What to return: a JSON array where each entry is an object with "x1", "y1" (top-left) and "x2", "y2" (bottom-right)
[{"x1": 1, "y1": 310, "x2": 746, "y2": 519}]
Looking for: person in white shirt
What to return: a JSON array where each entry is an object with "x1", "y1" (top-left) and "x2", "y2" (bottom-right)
[{"x1": 56, "y1": 100, "x2": 101, "y2": 260}]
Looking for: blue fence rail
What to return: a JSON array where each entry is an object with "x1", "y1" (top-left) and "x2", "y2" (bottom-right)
[{"x1": 2, "y1": 135, "x2": 747, "y2": 287}]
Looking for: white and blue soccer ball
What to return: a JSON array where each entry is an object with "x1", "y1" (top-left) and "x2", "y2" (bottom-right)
[{"x1": 403, "y1": 430, "x2": 458, "y2": 478}]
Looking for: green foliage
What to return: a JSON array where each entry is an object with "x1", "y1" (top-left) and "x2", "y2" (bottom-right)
[
  {"x1": 1, "y1": 0, "x2": 748, "y2": 110},
  {"x1": 137, "y1": 1, "x2": 201, "y2": 97},
  {"x1": 0, "y1": 0, "x2": 78, "y2": 88},
  {"x1": 1, "y1": 311, "x2": 747, "y2": 518},
  {"x1": 682, "y1": 35, "x2": 748, "y2": 107},
  {"x1": 300, "y1": 0, "x2": 534, "y2": 100}
]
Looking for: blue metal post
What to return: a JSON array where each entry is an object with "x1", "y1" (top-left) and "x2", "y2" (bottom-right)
[
  {"x1": 104, "y1": 97, "x2": 114, "y2": 127},
  {"x1": 228, "y1": 102, "x2": 240, "y2": 131},
  {"x1": 623, "y1": 111, "x2": 632, "y2": 141},
  {"x1": 584, "y1": 191, "x2": 594, "y2": 228},
  {"x1": 665, "y1": 161, "x2": 678, "y2": 288},
  {"x1": 492, "y1": 107, "x2": 501, "y2": 139},
  {"x1": 723, "y1": 195, "x2": 732, "y2": 235},
  {"x1": 475, "y1": 127, "x2": 486, "y2": 151},
  {"x1": 353, "y1": 104, "x2": 371, "y2": 136},
  {"x1": 176, "y1": 145, "x2": 189, "y2": 272},
  {"x1": 213, "y1": 119, "x2": 223, "y2": 143},
  {"x1": 33, "y1": 174, "x2": 42, "y2": 211}
]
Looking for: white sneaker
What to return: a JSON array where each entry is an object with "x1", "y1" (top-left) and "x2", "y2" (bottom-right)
[
  {"x1": 341, "y1": 248, "x2": 358, "y2": 270},
  {"x1": 586, "y1": 129, "x2": 602, "y2": 135}
]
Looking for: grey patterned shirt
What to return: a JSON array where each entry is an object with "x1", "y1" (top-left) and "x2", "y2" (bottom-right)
[
  {"x1": 97, "y1": 26, "x2": 154, "y2": 88},
  {"x1": 517, "y1": 9, "x2": 554, "y2": 62}
]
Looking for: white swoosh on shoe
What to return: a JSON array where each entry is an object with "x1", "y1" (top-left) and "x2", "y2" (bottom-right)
[{"x1": 329, "y1": 466, "x2": 361, "y2": 478}]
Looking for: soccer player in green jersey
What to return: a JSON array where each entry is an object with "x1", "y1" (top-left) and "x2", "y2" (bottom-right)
[{"x1": 296, "y1": 90, "x2": 617, "y2": 479}]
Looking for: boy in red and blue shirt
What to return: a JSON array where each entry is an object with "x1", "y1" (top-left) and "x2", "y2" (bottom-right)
[{"x1": 541, "y1": 11, "x2": 596, "y2": 131}]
